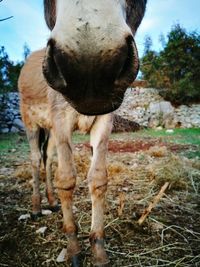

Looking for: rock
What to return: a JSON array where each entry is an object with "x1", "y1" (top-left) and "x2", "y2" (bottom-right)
[
  {"x1": 36, "y1": 226, "x2": 47, "y2": 234},
  {"x1": 1, "y1": 128, "x2": 9, "y2": 133},
  {"x1": 41, "y1": 209, "x2": 52, "y2": 216},
  {"x1": 149, "y1": 101, "x2": 174, "y2": 115},
  {"x1": 166, "y1": 129, "x2": 174, "y2": 133},
  {"x1": 156, "y1": 126, "x2": 163, "y2": 131},
  {"x1": 10, "y1": 126, "x2": 19, "y2": 133},
  {"x1": 148, "y1": 115, "x2": 160, "y2": 128},
  {"x1": 13, "y1": 118, "x2": 24, "y2": 129},
  {"x1": 163, "y1": 112, "x2": 177, "y2": 129},
  {"x1": 56, "y1": 248, "x2": 67, "y2": 263},
  {"x1": 18, "y1": 214, "x2": 31, "y2": 221}
]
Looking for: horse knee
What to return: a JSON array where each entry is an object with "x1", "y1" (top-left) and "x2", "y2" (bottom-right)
[
  {"x1": 54, "y1": 169, "x2": 76, "y2": 191},
  {"x1": 88, "y1": 169, "x2": 108, "y2": 198}
]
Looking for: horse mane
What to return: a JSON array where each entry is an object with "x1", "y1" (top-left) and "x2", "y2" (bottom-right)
[{"x1": 43, "y1": 0, "x2": 56, "y2": 30}]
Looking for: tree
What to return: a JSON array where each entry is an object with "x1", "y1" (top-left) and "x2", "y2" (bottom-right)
[
  {"x1": 23, "y1": 43, "x2": 31, "y2": 60},
  {"x1": 141, "y1": 24, "x2": 200, "y2": 104},
  {"x1": 0, "y1": 46, "x2": 23, "y2": 93}
]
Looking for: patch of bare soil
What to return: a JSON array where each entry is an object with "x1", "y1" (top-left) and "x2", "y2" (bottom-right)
[
  {"x1": 0, "y1": 141, "x2": 200, "y2": 267},
  {"x1": 82, "y1": 139, "x2": 193, "y2": 154}
]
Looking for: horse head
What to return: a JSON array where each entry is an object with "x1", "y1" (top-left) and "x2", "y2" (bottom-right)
[{"x1": 43, "y1": 0, "x2": 147, "y2": 115}]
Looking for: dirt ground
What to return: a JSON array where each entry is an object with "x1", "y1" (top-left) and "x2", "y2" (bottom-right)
[{"x1": 0, "y1": 135, "x2": 200, "y2": 267}]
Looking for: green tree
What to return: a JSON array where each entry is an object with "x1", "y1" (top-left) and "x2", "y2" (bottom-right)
[
  {"x1": 141, "y1": 24, "x2": 200, "y2": 104},
  {"x1": 0, "y1": 46, "x2": 10, "y2": 92},
  {"x1": 0, "y1": 46, "x2": 25, "y2": 93}
]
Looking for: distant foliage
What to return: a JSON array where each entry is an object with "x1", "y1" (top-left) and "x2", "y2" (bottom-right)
[
  {"x1": 23, "y1": 43, "x2": 31, "y2": 61},
  {"x1": 141, "y1": 24, "x2": 200, "y2": 105},
  {"x1": 0, "y1": 44, "x2": 30, "y2": 94}
]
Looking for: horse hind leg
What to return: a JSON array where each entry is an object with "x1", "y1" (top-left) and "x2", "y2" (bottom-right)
[
  {"x1": 27, "y1": 127, "x2": 42, "y2": 218},
  {"x1": 45, "y1": 132, "x2": 59, "y2": 211}
]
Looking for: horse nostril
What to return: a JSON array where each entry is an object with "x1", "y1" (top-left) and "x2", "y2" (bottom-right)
[
  {"x1": 42, "y1": 39, "x2": 67, "y2": 91},
  {"x1": 120, "y1": 36, "x2": 134, "y2": 76},
  {"x1": 117, "y1": 35, "x2": 139, "y2": 82}
]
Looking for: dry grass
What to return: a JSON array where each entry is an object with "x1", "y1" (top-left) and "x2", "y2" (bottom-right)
[{"x1": 1, "y1": 140, "x2": 200, "y2": 266}]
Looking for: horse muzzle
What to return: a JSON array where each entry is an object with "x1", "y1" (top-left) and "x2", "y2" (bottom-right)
[{"x1": 42, "y1": 37, "x2": 139, "y2": 115}]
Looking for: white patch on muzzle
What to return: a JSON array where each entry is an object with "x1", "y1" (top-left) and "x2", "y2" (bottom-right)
[{"x1": 51, "y1": 0, "x2": 132, "y2": 54}]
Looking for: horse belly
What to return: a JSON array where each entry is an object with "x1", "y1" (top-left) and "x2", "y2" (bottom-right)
[{"x1": 21, "y1": 102, "x2": 51, "y2": 130}]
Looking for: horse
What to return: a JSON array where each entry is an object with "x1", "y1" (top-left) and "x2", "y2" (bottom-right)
[{"x1": 19, "y1": 1, "x2": 147, "y2": 266}]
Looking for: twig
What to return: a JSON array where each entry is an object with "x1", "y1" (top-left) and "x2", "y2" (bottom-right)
[
  {"x1": 105, "y1": 217, "x2": 119, "y2": 229},
  {"x1": 0, "y1": 16, "x2": 13, "y2": 22},
  {"x1": 138, "y1": 182, "x2": 169, "y2": 225},
  {"x1": 118, "y1": 192, "x2": 125, "y2": 216}
]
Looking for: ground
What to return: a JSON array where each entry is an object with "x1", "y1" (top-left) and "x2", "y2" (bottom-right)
[{"x1": 0, "y1": 129, "x2": 200, "y2": 267}]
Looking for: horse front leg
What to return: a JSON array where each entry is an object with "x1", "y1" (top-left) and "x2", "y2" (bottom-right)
[
  {"x1": 54, "y1": 131, "x2": 82, "y2": 266},
  {"x1": 88, "y1": 114, "x2": 113, "y2": 266}
]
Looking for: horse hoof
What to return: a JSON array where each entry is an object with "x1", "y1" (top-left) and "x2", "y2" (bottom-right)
[
  {"x1": 66, "y1": 234, "x2": 82, "y2": 267},
  {"x1": 48, "y1": 204, "x2": 60, "y2": 212},
  {"x1": 93, "y1": 264, "x2": 110, "y2": 267},
  {"x1": 90, "y1": 238, "x2": 110, "y2": 267},
  {"x1": 31, "y1": 212, "x2": 42, "y2": 220},
  {"x1": 71, "y1": 253, "x2": 83, "y2": 267},
  {"x1": 92, "y1": 257, "x2": 110, "y2": 267}
]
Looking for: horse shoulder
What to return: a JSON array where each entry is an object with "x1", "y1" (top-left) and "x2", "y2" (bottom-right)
[{"x1": 18, "y1": 48, "x2": 48, "y2": 105}]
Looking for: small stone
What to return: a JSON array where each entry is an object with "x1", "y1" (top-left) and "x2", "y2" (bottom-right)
[
  {"x1": 56, "y1": 248, "x2": 67, "y2": 263},
  {"x1": 18, "y1": 214, "x2": 31, "y2": 221},
  {"x1": 122, "y1": 187, "x2": 129, "y2": 192},
  {"x1": 36, "y1": 226, "x2": 47, "y2": 234},
  {"x1": 10, "y1": 126, "x2": 19, "y2": 133},
  {"x1": 166, "y1": 129, "x2": 174, "y2": 133},
  {"x1": 41, "y1": 209, "x2": 52, "y2": 215},
  {"x1": 156, "y1": 126, "x2": 163, "y2": 131},
  {"x1": 13, "y1": 118, "x2": 24, "y2": 129}
]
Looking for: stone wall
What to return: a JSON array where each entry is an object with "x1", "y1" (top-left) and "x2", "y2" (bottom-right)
[
  {"x1": 0, "y1": 92, "x2": 24, "y2": 133},
  {"x1": 0, "y1": 89, "x2": 200, "y2": 133},
  {"x1": 115, "y1": 88, "x2": 200, "y2": 128}
]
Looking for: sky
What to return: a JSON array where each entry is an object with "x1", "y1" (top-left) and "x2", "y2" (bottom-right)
[{"x1": 0, "y1": 0, "x2": 200, "y2": 62}]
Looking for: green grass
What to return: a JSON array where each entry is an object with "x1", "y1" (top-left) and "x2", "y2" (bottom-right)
[
  {"x1": 72, "y1": 132, "x2": 90, "y2": 143},
  {"x1": 112, "y1": 128, "x2": 200, "y2": 146},
  {"x1": 111, "y1": 128, "x2": 200, "y2": 159},
  {"x1": 138, "y1": 128, "x2": 200, "y2": 143},
  {"x1": 0, "y1": 128, "x2": 199, "y2": 162},
  {"x1": 0, "y1": 133, "x2": 29, "y2": 165},
  {"x1": 0, "y1": 133, "x2": 28, "y2": 151}
]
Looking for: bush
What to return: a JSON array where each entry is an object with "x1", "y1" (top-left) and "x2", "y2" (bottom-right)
[{"x1": 141, "y1": 24, "x2": 200, "y2": 105}]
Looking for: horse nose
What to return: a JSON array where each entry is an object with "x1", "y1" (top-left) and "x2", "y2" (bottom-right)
[{"x1": 43, "y1": 35, "x2": 138, "y2": 115}]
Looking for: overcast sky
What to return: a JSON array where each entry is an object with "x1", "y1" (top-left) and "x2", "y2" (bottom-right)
[{"x1": 0, "y1": 0, "x2": 200, "y2": 62}]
